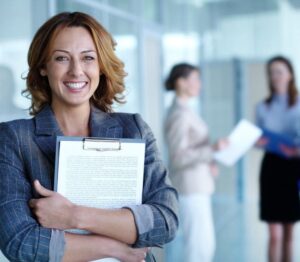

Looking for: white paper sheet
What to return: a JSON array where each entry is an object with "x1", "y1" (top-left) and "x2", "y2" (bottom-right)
[
  {"x1": 214, "y1": 120, "x2": 262, "y2": 166},
  {"x1": 55, "y1": 139, "x2": 146, "y2": 262}
]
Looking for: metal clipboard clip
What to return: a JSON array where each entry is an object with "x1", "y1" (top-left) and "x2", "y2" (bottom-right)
[{"x1": 83, "y1": 138, "x2": 121, "y2": 151}]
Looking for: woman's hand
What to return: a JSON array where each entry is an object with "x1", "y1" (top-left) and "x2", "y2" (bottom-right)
[
  {"x1": 210, "y1": 163, "x2": 219, "y2": 178},
  {"x1": 214, "y1": 138, "x2": 229, "y2": 151},
  {"x1": 113, "y1": 243, "x2": 149, "y2": 262},
  {"x1": 280, "y1": 144, "x2": 299, "y2": 158},
  {"x1": 256, "y1": 137, "x2": 269, "y2": 147},
  {"x1": 29, "y1": 180, "x2": 75, "y2": 230}
]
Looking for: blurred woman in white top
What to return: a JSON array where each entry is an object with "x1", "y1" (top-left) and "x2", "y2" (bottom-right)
[{"x1": 164, "y1": 63, "x2": 228, "y2": 262}]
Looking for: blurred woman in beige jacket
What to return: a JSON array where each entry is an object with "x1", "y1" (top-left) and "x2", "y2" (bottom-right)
[{"x1": 164, "y1": 63, "x2": 227, "y2": 262}]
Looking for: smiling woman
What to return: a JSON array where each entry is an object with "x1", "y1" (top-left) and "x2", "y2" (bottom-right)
[
  {"x1": 40, "y1": 27, "x2": 101, "y2": 115},
  {"x1": 0, "y1": 12, "x2": 178, "y2": 262},
  {"x1": 24, "y1": 12, "x2": 126, "y2": 116}
]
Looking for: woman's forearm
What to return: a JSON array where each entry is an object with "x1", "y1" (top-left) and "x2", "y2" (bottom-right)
[
  {"x1": 29, "y1": 182, "x2": 138, "y2": 244},
  {"x1": 62, "y1": 233, "x2": 146, "y2": 262},
  {"x1": 62, "y1": 233, "x2": 113, "y2": 261},
  {"x1": 71, "y1": 206, "x2": 138, "y2": 244}
]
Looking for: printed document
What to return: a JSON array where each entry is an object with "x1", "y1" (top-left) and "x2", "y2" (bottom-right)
[
  {"x1": 214, "y1": 120, "x2": 262, "y2": 166},
  {"x1": 55, "y1": 137, "x2": 146, "y2": 262}
]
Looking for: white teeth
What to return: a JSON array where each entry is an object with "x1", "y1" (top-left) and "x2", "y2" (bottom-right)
[{"x1": 65, "y1": 82, "x2": 86, "y2": 89}]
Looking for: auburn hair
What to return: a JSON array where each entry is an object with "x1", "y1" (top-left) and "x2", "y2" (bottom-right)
[{"x1": 23, "y1": 12, "x2": 127, "y2": 115}]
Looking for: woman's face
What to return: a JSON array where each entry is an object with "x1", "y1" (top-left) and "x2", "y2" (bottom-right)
[
  {"x1": 269, "y1": 61, "x2": 292, "y2": 94},
  {"x1": 41, "y1": 26, "x2": 100, "y2": 110},
  {"x1": 181, "y1": 70, "x2": 201, "y2": 97}
]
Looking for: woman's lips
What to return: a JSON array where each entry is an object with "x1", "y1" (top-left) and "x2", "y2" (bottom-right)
[{"x1": 64, "y1": 81, "x2": 88, "y2": 92}]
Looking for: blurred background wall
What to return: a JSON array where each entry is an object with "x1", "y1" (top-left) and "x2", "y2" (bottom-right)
[{"x1": 0, "y1": 0, "x2": 300, "y2": 261}]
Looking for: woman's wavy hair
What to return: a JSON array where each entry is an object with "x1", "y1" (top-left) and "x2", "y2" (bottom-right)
[
  {"x1": 23, "y1": 12, "x2": 127, "y2": 115},
  {"x1": 266, "y1": 56, "x2": 298, "y2": 107}
]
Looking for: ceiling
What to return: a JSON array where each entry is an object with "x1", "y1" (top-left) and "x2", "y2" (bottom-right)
[{"x1": 186, "y1": 0, "x2": 300, "y2": 16}]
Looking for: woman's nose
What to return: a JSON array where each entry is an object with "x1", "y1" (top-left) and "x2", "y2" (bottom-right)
[{"x1": 68, "y1": 59, "x2": 83, "y2": 77}]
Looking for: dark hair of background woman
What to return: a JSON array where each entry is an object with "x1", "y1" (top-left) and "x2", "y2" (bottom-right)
[
  {"x1": 266, "y1": 56, "x2": 298, "y2": 107},
  {"x1": 165, "y1": 63, "x2": 199, "y2": 91}
]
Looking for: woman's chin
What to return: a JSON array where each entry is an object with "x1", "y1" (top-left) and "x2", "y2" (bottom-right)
[{"x1": 54, "y1": 99, "x2": 91, "y2": 109}]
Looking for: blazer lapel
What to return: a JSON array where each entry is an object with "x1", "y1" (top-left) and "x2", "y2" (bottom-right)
[
  {"x1": 90, "y1": 107, "x2": 123, "y2": 138},
  {"x1": 34, "y1": 105, "x2": 63, "y2": 164},
  {"x1": 34, "y1": 105, "x2": 123, "y2": 164}
]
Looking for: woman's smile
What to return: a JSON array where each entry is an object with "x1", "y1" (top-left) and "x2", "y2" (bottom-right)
[{"x1": 63, "y1": 81, "x2": 88, "y2": 92}]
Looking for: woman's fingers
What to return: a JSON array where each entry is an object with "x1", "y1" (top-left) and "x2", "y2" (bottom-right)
[
  {"x1": 280, "y1": 144, "x2": 298, "y2": 157},
  {"x1": 123, "y1": 246, "x2": 149, "y2": 262},
  {"x1": 256, "y1": 137, "x2": 269, "y2": 147},
  {"x1": 215, "y1": 138, "x2": 230, "y2": 151},
  {"x1": 33, "y1": 180, "x2": 53, "y2": 197},
  {"x1": 28, "y1": 199, "x2": 38, "y2": 208}
]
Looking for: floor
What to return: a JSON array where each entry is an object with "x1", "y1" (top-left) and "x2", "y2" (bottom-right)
[{"x1": 165, "y1": 195, "x2": 300, "y2": 262}]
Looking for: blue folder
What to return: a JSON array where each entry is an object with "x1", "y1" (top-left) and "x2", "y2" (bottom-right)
[{"x1": 261, "y1": 129, "x2": 297, "y2": 157}]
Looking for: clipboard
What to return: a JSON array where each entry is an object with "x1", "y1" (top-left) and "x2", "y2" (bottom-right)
[
  {"x1": 54, "y1": 136, "x2": 145, "y2": 208},
  {"x1": 54, "y1": 137, "x2": 159, "y2": 262}
]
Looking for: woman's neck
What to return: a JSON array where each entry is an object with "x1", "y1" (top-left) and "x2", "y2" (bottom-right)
[
  {"x1": 274, "y1": 91, "x2": 288, "y2": 96},
  {"x1": 52, "y1": 102, "x2": 91, "y2": 137},
  {"x1": 175, "y1": 93, "x2": 190, "y2": 104}
]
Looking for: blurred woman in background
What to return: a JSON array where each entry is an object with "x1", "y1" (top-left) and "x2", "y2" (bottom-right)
[
  {"x1": 256, "y1": 56, "x2": 300, "y2": 262},
  {"x1": 164, "y1": 63, "x2": 228, "y2": 262}
]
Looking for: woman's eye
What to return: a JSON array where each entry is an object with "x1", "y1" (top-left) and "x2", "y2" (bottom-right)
[
  {"x1": 55, "y1": 56, "x2": 69, "y2": 62},
  {"x1": 84, "y1": 56, "x2": 95, "y2": 61}
]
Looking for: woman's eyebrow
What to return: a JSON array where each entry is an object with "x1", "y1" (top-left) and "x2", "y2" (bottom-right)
[
  {"x1": 52, "y1": 49, "x2": 97, "y2": 54},
  {"x1": 81, "y1": 50, "x2": 97, "y2": 54},
  {"x1": 52, "y1": 49, "x2": 69, "y2": 54}
]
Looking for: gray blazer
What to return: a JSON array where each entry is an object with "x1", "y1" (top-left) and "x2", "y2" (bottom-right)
[{"x1": 0, "y1": 105, "x2": 178, "y2": 262}]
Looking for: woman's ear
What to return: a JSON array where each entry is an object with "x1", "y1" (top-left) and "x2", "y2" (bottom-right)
[
  {"x1": 40, "y1": 69, "x2": 47, "y2": 77},
  {"x1": 176, "y1": 77, "x2": 187, "y2": 91},
  {"x1": 176, "y1": 78, "x2": 183, "y2": 87}
]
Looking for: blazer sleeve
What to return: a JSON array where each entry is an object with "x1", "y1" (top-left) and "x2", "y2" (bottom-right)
[
  {"x1": 0, "y1": 122, "x2": 51, "y2": 262},
  {"x1": 165, "y1": 111, "x2": 213, "y2": 170},
  {"x1": 124, "y1": 114, "x2": 179, "y2": 247}
]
